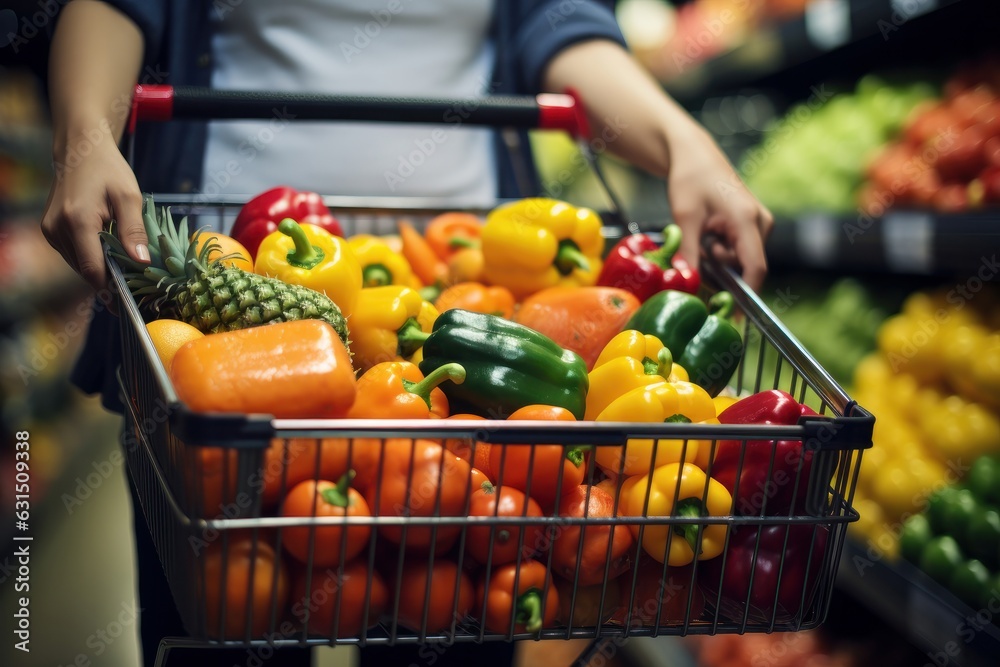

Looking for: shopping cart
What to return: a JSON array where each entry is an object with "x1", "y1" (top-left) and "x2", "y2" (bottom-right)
[{"x1": 109, "y1": 85, "x2": 874, "y2": 667}]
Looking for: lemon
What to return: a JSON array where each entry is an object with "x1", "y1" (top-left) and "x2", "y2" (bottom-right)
[{"x1": 146, "y1": 319, "x2": 204, "y2": 371}]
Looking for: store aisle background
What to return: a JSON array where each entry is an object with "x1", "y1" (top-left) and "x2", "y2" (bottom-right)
[{"x1": 0, "y1": 404, "x2": 356, "y2": 667}]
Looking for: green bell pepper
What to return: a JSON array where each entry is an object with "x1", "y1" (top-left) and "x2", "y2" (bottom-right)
[
  {"x1": 950, "y1": 559, "x2": 991, "y2": 610},
  {"x1": 900, "y1": 514, "x2": 933, "y2": 564},
  {"x1": 625, "y1": 290, "x2": 743, "y2": 396},
  {"x1": 968, "y1": 455, "x2": 1000, "y2": 507},
  {"x1": 965, "y1": 506, "x2": 1000, "y2": 570},
  {"x1": 419, "y1": 309, "x2": 589, "y2": 419},
  {"x1": 920, "y1": 535, "x2": 965, "y2": 586}
]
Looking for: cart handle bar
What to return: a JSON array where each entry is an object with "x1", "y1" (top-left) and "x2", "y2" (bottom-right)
[{"x1": 129, "y1": 84, "x2": 590, "y2": 138}]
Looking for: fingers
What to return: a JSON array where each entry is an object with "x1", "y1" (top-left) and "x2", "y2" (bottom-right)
[
  {"x1": 669, "y1": 202, "x2": 707, "y2": 269},
  {"x1": 67, "y1": 209, "x2": 111, "y2": 292},
  {"x1": 108, "y1": 182, "x2": 149, "y2": 264},
  {"x1": 705, "y1": 201, "x2": 769, "y2": 293}
]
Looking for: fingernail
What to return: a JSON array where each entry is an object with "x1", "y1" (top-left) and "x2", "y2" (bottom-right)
[{"x1": 136, "y1": 244, "x2": 150, "y2": 262}]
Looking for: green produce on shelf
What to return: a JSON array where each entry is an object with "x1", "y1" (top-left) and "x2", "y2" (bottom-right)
[
  {"x1": 966, "y1": 506, "x2": 1000, "y2": 570},
  {"x1": 919, "y1": 535, "x2": 965, "y2": 586},
  {"x1": 934, "y1": 488, "x2": 979, "y2": 540},
  {"x1": 741, "y1": 75, "x2": 935, "y2": 216},
  {"x1": 950, "y1": 559, "x2": 992, "y2": 610},
  {"x1": 900, "y1": 514, "x2": 933, "y2": 564},
  {"x1": 969, "y1": 454, "x2": 1000, "y2": 507}
]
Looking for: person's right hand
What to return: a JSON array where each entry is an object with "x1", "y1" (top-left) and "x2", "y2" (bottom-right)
[{"x1": 41, "y1": 137, "x2": 149, "y2": 294}]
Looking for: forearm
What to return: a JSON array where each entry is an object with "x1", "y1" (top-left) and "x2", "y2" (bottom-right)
[
  {"x1": 49, "y1": 0, "x2": 144, "y2": 160},
  {"x1": 542, "y1": 40, "x2": 707, "y2": 178}
]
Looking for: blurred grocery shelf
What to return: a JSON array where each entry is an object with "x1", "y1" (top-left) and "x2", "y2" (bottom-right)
[
  {"x1": 838, "y1": 539, "x2": 1000, "y2": 667},
  {"x1": 656, "y1": 0, "x2": 990, "y2": 106},
  {"x1": 766, "y1": 211, "x2": 1000, "y2": 275}
]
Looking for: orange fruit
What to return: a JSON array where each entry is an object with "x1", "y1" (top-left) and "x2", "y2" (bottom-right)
[
  {"x1": 191, "y1": 230, "x2": 254, "y2": 272},
  {"x1": 146, "y1": 319, "x2": 204, "y2": 371}
]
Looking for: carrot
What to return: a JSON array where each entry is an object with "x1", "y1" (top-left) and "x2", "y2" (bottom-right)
[
  {"x1": 399, "y1": 220, "x2": 448, "y2": 287},
  {"x1": 170, "y1": 320, "x2": 356, "y2": 418},
  {"x1": 514, "y1": 287, "x2": 641, "y2": 370}
]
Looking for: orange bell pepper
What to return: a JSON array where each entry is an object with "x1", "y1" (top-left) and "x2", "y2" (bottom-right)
[
  {"x1": 347, "y1": 361, "x2": 465, "y2": 419},
  {"x1": 477, "y1": 560, "x2": 559, "y2": 634},
  {"x1": 435, "y1": 282, "x2": 516, "y2": 319},
  {"x1": 424, "y1": 212, "x2": 483, "y2": 261}
]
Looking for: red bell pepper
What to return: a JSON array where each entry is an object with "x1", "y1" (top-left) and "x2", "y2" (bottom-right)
[
  {"x1": 231, "y1": 186, "x2": 343, "y2": 259},
  {"x1": 698, "y1": 524, "x2": 829, "y2": 624},
  {"x1": 596, "y1": 224, "x2": 699, "y2": 302},
  {"x1": 712, "y1": 390, "x2": 821, "y2": 516}
]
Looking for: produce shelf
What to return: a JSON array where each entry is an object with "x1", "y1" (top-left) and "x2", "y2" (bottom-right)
[
  {"x1": 664, "y1": 0, "x2": 985, "y2": 105},
  {"x1": 837, "y1": 538, "x2": 1000, "y2": 667},
  {"x1": 765, "y1": 212, "x2": 1000, "y2": 275}
]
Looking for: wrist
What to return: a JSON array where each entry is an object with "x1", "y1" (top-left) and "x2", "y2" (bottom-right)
[{"x1": 52, "y1": 115, "x2": 119, "y2": 163}]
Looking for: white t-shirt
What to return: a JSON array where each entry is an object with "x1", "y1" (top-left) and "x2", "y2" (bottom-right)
[{"x1": 202, "y1": 0, "x2": 497, "y2": 207}]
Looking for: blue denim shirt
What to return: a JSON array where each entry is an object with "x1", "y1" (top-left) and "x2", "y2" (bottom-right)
[{"x1": 72, "y1": 0, "x2": 626, "y2": 410}]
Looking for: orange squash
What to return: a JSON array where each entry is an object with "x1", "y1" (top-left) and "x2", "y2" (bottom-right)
[{"x1": 171, "y1": 320, "x2": 356, "y2": 418}]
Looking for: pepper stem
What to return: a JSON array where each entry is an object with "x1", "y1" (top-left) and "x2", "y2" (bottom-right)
[
  {"x1": 449, "y1": 236, "x2": 478, "y2": 249},
  {"x1": 656, "y1": 347, "x2": 674, "y2": 378},
  {"x1": 641, "y1": 225, "x2": 683, "y2": 269},
  {"x1": 402, "y1": 363, "x2": 466, "y2": 408},
  {"x1": 709, "y1": 292, "x2": 735, "y2": 319},
  {"x1": 517, "y1": 590, "x2": 544, "y2": 633},
  {"x1": 279, "y1": 218, "x2": 325, "y2": 270},
  {"x1": 320, "y1": 470, "x2": 356, "y2": 508},
  {"x1": 419, "y1": 284, "x2": 442, "y2": 302},
  {"x1": 396, "y1": 317, "x2": 430, "y2": 358},
  {"x1": 362, "y1": 264, "x2": 393, "y2": 287},
  {"x1": 554, "y1": 240, "x2": 590, "y2": 275},
  {"x1": 674, "y1": 497, "x2": 705, "y2": 556},
  {"x1": 565, "y1": 445, "x2": 590, "y2": 467}
]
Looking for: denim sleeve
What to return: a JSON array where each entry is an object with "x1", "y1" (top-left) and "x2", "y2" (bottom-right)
[
  {"x1": 94, "y1": 0, "x2": 167, "y2": 65},
  {"x1": 511, "y1": 0, "x2": 627, "y2": 93}
]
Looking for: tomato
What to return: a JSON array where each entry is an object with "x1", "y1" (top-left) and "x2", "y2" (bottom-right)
[
  {"x1": 280, "y1": 437, "x2": 383, "y2": 496},
  {"x1": 185, "y1": 446, "x2": 239, "y2": 519},
  {"x1": 288, "y1": 560, "x2": 388, "y2": 637},
  {"x1": 489, "y1": 406, "x2": 586, "y2": 515},
  {"x1": 392, "y1": 559, "x2": 475, "y2": 633},
  {"x1": 613, "y1": 556, "x2": 703, "y2": 627},
  {"x1": 466, "y1": 482, "x2": 545, "y2": 565},
  {"x1": 557, "y1": 578, "x2": 620, "y2": 627},
  {"x1": 366, "y1": 439, "x2": 472, "y2": 551},
  {"x1": 443, "y1": 413, "x2": 492, "y2": 482},
  {"x1": 201, "y1": 536, "x2": 289, "y2": 639},
  {"x1": 280, "y1": 478, "x2": 371, "y2": 567},
  {"x1": 552, "y1": 485, "x2": 633, "y2": 586}
]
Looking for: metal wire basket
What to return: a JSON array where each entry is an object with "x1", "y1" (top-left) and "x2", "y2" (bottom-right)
[{"x1": 111, "y1": 86, "x2": 874, "y2": 666}]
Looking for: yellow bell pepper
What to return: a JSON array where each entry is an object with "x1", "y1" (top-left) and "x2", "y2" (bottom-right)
[
  {"x1": 348, "y1": 285, "x2": 437, "y2": 374},
  {"x1": 348, "y1": 234, "x2": 418, "y2": 288},
  {"x1": 919, "y1": 393, "x2": 1000, "y2": 464},
  {"x1": 594, "y1": 381, "x2": 715, "y2": 476},
  {"x1": 944, "y1": 324, "x2": 1000, "y2": 411},
  {"x1": 619, "y1": 462, "x2": 731, "y2": 565},
  {"x1": 481, "y1": 198, "x2": 604, "y2": 299},
  {"x1": 586, "y1": 330, "x2": 688, "y2": 420},
  {"x1": 254, "y1": 219, "x2": 362, "y2": 317}
]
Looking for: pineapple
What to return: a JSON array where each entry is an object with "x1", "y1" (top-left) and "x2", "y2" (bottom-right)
[{"x1": 101, "y1": 194, "x2": 350, "y2": 346}]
